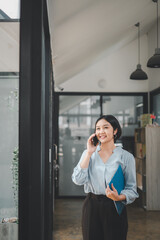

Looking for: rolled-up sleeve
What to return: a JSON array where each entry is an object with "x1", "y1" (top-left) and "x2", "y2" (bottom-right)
[
  {"x1": 72, "y1": 150, "x2": 89, "y2": 185},
  {"x1": 120, "y1": 153, "x2": 139, "y2": 205}
]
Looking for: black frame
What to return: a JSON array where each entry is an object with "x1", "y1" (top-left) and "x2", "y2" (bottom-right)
[
  {"x1": 0, "y1": 9, "x2": 19, "y2": 22},
  {"x1": 52, "y1": 93, "x2": 59, "y2": 198},
  {"x1": 0, "y1": 19, "x2": 19, "y2": 22},
  {"x1": 0, "y1": 72, "x2": 19, "y2": 77},
  {"x1": 55, "y1": 92, "x2": 148, "y2": 115},
  {"x1": 19, "y1": 0, "x2": 54, "y2": 240},
  {"x1": 54, "y1": 91, "x2": 148, "y2": 198}
]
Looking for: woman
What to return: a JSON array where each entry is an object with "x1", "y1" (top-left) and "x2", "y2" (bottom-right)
[{"x1": 72, "y1": 115, "x2": 138, "y2": 240}]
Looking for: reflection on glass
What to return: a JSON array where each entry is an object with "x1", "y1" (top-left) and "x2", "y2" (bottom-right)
[{"x1": 59, "y1": 95, "x2": 100, "y2": 196}]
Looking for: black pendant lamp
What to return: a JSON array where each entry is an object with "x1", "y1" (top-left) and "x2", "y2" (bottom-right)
[
  {"x1": 147, "y1": 0, "x2": 160, "y2": 68},
  {"x1": 130, "y1": 23, "x2": 148, "y2": 80}
]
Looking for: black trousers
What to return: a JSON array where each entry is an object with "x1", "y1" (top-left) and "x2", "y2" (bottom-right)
[{"x1": 82, "y1": 193, "x2": 128, "y2": 240}]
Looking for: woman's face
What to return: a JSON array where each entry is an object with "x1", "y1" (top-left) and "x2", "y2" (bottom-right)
[{"x1": 95, "y1": 119, "x2": 117, "y2": 144}]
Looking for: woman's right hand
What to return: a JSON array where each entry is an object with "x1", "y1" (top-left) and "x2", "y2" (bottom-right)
[
  {"x1": 87, "y1": 133, "x2": 99, "y2": 154},
  {"x1": 80, "y1": 133, "x2": 98, "y2": 169}
]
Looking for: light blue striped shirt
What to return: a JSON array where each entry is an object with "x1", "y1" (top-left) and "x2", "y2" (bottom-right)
[{"x1": 72, "y1": 146, "x2": 139, "y2": 204}]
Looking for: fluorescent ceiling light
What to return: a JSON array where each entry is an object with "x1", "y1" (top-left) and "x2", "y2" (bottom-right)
[{"x1": 136, "y1": 103, "x2": 143, "y2": 107}]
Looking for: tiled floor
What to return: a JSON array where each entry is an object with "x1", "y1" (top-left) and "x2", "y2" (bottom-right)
[{"x1": 53, "y1": 198, "x2": 160, "y2": 240}]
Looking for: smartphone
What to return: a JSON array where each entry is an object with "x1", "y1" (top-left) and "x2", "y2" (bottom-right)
[{"x1": 92, "y1": 135, "x2": 99, "y2": 146}]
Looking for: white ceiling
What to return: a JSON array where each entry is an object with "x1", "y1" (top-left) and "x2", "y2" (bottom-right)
[
  {"x1": 0, "y1": 0, "x2": 158, "y2": 82},
  {"x1": 47, "y1": 0, "x2": 158, "y2": 87}
]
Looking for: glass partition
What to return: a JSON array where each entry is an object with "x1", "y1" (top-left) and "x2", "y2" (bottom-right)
[
  {"x1": 58, "y1": 94, "x2": 144, "y2": 196},
  {"x1": 102, "y1": 95, "x2": 143, "y2": 153},
  {"x1": 58, "y1": 95, "x2": 100, "y2": 196},
  {"x1": 0, "y1": 3, "x2": 19, "y2": 239}
]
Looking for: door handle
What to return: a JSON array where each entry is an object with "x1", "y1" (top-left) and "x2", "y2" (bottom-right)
[
  {"x1": 53, "y1": 144, "x2": 59, "y2": 183},
  {"x1": 53, "y1": 161, "x2": 59, "y2": 170}
]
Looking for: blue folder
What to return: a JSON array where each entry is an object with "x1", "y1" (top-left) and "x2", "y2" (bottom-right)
[{"x1": 108, "y1": 165, "x2": 125, "y2": 215}]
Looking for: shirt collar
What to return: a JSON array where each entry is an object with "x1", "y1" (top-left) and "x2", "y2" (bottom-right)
[{"x1": 96, "y1": 144, "x2": 122, "y2": 153}]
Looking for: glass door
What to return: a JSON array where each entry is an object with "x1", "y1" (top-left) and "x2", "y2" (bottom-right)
[
  {"x1": 57, "y1": 94, "x2": 144, "y2": 197},
  {"x1": 0, "y1": 2, "x2": 20, "y2": 239},
  {"x1": 58, "y1": 95, "x2": 100, "y2": 196}
]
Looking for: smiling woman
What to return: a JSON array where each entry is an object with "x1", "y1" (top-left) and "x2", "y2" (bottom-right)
[{"x1": 72, "y1": 114, "x2": 139, "y2": 240}]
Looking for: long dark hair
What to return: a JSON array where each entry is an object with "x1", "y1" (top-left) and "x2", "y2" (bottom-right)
[{"x1": 95, "y1": 115, "x2": 122, "y2": 142}]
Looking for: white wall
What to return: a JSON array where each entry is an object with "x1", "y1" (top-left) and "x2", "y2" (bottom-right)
[
  {"x1": 59, "y1": 34, "x2": 149, "y2": 92},
  {"x1": 0, "y1": 22, "x2": 19, "y2": 72},
  {"x1": 147, "y1": 23, "x2": 160, "y2": 91}
]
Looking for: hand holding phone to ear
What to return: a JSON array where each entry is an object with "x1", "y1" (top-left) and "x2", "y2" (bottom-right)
[
  {"x1": 87, "y1": 134, "x2": 99, "y2": 154},
  {"x1": 80, "y1": 133, "x2": 99, "y2": 169}
]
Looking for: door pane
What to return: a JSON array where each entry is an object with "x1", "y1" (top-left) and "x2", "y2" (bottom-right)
[
  {"x1": 102, "y1": 96, "x2": 143, "y2": 153},
  {"x1": 0, "y1": 4, "x2": 20, "y2": 239},
  {"x1": 58, "y1": 95, "x2": 100, "y2": 196},
  {"x1": 0, "y1": 77, "x2": 19, "y2": 235}
]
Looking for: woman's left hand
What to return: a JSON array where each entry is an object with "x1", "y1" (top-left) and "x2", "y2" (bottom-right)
[{"x1": 105, "y1": 184, "x2": 120, "y2": 201}]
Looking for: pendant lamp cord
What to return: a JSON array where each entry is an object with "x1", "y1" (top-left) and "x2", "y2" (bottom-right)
[
  {"x1": 135, "y1": 22, "x2": 140, "y2": 64},
  {"x1": 138, "y1": 23, "x2": 140, "y2": 64}
]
